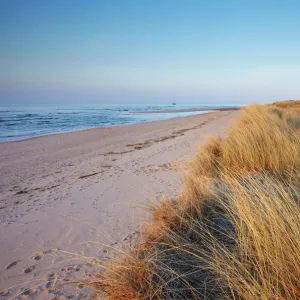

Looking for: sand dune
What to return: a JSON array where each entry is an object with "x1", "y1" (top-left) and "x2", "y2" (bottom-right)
[{"x1": 0, "y1": 110, "x2": 239, "y2": 299}]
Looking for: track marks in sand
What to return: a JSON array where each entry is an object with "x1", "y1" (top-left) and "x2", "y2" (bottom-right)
[
  {"x1": 79, "y1": 171, "x2": 103, "y2": 179},
  {"x1": 103, "y1": 149, "x2": 134, "y2": 156},
  {"x1": 136, "y1": 161, "x2": 189, "y2": 175},
  {"x1": 13, "y1": 184, "x2": 60, "y2": 196},
  {"x1": 79, "y1": 165, "x2": 113, "y2": 179},
  {"x1": 100, "y1": 120, "x2": 215, "y2": 156},
  {"x1": 124, "y1": 117, "x2": 221, "y2": 152},
  {"x1": 3, "y1": 248, "x2": 92, "y2": 299}
]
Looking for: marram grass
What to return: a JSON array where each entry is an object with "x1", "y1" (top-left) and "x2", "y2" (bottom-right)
[{"x1": 86, "y1": 101, "x2": 300, "y2": 299}]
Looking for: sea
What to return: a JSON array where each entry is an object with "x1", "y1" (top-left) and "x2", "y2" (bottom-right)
[{"x1": 0, "y1": 102, "x2": 234, "y2": 142}]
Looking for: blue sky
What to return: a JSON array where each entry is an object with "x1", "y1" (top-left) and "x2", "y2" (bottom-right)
[{"x1": 1, "y1": 0, "x2": 300, "y2": 104}]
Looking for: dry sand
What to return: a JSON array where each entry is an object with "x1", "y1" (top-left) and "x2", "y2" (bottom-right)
[{"x1": 0, "y1": 110, "x2": 239, "y2": 299}]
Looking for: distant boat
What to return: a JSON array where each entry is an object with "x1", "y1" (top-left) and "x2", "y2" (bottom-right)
[{"x1": 172, "y1": 102, "x2": 176, "y2": 106}]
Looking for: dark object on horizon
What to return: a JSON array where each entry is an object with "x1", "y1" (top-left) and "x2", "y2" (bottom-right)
[{"x1": 172, "y1": 103, "x2": 176, "y2": 105}]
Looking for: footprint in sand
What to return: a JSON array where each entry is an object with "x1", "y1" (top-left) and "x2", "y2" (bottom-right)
[
  {"x1": 33, "y1": 253, "x2": 42, "y2": 260},
  {"x1": 48, "y1": 272, "x2": 57, "y2": 280},
  {"x1": 60, "y1": 264, "x2": 81, "y2": 279},
  {"x1": 47, "y1": 287, "x2": 61, "y2": 295},
  {"x1": 32, "y1": 248, "x2": 59, "y2": 261},
  {"x1": 20, "y1": 287, "x2": 39, "y2": 297},
  {"x1": 0, "y1": 290, "x2": 10, "y2": 297},
  {"x1": 23, "y1": 265, "x2": 36, "y2": 274},
  {"x1": 45, "y1": 281, "x2": 54, "y2": 289},
  {"x1": 6, "y1": 260, "x2": 19, "y2": 269},
  {"x1": 45, "y1": 273, "x2": 58, "y2": 289}
]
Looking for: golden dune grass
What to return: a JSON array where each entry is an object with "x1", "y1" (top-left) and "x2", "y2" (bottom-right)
[
  {"x1": 272, "y1": 100, "x2": 300, "y2": 108},
  {"x1": 191, "y1": 104, "x2": 300, "y2": 177},
  {"x1": 86, "y1": 101, "x2": 300, "y2": 299}
]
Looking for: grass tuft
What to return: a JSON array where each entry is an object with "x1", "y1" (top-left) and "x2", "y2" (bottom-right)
[
  {"x1": 287, "y1": 117, "x2": 300, "y2": 128},
  {"x1": 271, "y1": 108, "x2": 284, "y2": 119}
]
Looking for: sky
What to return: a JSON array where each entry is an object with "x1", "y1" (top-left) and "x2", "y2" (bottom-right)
[{"x1": 1, "y1": 0, "x2": 300, "y2": 104}]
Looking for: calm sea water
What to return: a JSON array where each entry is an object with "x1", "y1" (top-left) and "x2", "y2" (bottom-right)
[{"x1": 0, "y1": 102, "x2": 229, "y2": 142}]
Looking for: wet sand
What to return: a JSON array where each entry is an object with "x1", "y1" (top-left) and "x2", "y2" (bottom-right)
[
  {"x1": 0, "y1": 110, "x2": 239, "y2": 299},
  {"x1": 130, "y1": 106, "x2": 240, "y2": 114}
]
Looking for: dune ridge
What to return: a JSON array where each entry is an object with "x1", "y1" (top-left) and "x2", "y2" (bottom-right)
[{"x1": 87, "y1": 101, "x2": 300, "y2": 299}]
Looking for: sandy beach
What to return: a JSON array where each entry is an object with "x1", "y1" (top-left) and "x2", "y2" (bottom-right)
[{"x1": 0, "y1": 110, "x2": 239, "y2": 299}]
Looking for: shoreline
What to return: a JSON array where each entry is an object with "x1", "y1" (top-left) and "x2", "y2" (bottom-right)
[
  {"x1": 130, "y1": 106, "x2": 240, "y2": 114},
  {"x1": 0, "y1": 110, "x2": 240, "y2": 299},
  {"x1": 0, "y1": 107, "x2": 239, "y2": 144}
]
